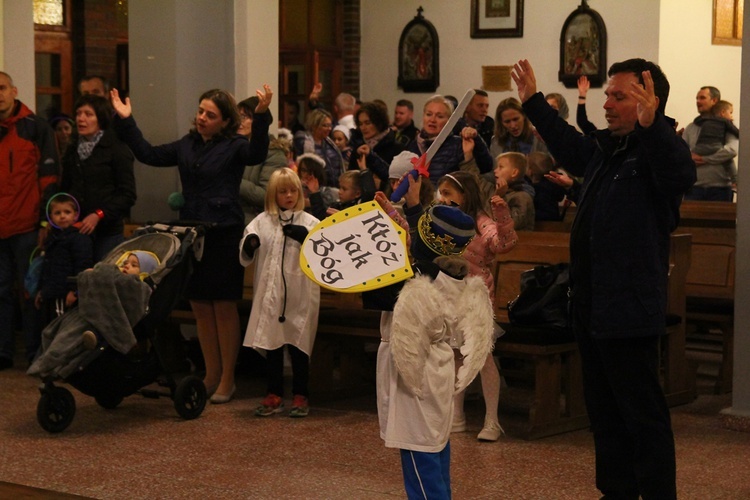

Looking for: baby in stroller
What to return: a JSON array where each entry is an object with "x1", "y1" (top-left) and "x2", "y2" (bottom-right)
[
  {"x1": 30, "y1": 223, "x2": 207, "y2": 433},
  {"x1": 79, "y1": 250, "x2": 161, "y2": 350},
  {"x1": 28, "y1": 248, "x2": 159, "y2": 379}
]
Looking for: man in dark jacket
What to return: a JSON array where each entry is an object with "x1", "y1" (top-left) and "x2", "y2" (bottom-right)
[
  {"x1": 0, "y1": 71, "x2": 59, "y2": 369},
  {"x1": 452, "y1": 89, "x2": 495, "y2": 148},
  {"x1": 512, "y1": 58, "x2": 696, "y2": 499}
]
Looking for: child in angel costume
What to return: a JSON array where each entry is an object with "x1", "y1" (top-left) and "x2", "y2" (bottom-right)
[{"x1": 376, "y1": 203, "x2": 495, "y2": 499}]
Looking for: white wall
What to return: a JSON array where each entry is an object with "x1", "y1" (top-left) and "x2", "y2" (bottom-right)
[
  {"x1": 128, "y1": 0, "x2": 237, "y2": 222},
  {"x1": 361, "y1": 1, "x2": 661, "y2": 131},
  {"x1": 234, "y1": 0, "x2": 279, "y2": 134},
  {"x1": 659, "y1": 0, "x2": 742, "y2": 130}
]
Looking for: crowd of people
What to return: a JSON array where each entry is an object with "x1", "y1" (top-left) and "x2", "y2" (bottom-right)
[{"x1": 1, "y1": 53, "x2": 733, "y2": 498}]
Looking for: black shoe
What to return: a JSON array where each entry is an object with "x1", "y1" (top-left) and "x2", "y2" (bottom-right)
[{"x1": 0, "y1": 357, "x2": 13, "y2": 371}]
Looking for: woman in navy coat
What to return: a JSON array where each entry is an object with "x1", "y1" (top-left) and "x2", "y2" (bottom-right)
[{"x1": 111, "y1": 85, "x2": 273, "y2": 404}]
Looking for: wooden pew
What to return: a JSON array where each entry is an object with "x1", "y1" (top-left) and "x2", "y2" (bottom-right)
[
  {"x1": 492, "y1": 231, "x2": 692, "y2": 439},
  {"x1": 677, "y1": 201, "x2": 735, "y2": 394}
]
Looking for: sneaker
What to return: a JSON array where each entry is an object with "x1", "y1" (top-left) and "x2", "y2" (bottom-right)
[
  {"x1": 254, "y1": 394, "x2": 284, "y2": 417},
  {"x1": 289, "y1": 395, "x2": 309, "y2": 418},
  {"x1": 477, "y1": 420, "x2": 505, "y2": 442},
  {"x1": 451, "y1": 415, "x2": 467, "y2": 433},
  {"x1": 81, "y1": 330, "x2": 97, "y2": 350}
]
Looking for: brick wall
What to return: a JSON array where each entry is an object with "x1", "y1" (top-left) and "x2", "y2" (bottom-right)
[
  {"x1": 72, "y1": 0, "x2": 128, "y2": 93},
  {"x1": 342, "y1": 0, "x2": 360, "y2": 97}
]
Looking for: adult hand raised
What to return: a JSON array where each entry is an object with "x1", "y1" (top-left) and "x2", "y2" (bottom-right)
[
  {"x1": 510, "y1": 59, "x2": 538, "y2": 103},
  {"x1": 630, "y1": 70, "x2": 657, "y2": 129},
  {"x1": 254, "y1": 84, "x2": 274, "y2": 114},
  {"x1": 577, "y1": 75, "x2": 590, "y2": 97},
  {"x1": 110, "y1": 89, "x2": 132, "y2": 119}
]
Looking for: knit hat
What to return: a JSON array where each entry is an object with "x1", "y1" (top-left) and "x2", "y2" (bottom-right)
[
  {"x1": 49, "y1": 114, "x2": 74, "y2": 128},
  {"x1": 389, "y1": 151, "x2": 418, "y2": 180},
  {"x1": 412, "y1": 205, "x2": 475, "y2": 262},
  {"x1": 333, "y1": 124, "x2": 351, "y2": 141},
  {"x1": 129, "y1": 251, "x2": 160, "y2": 276}
]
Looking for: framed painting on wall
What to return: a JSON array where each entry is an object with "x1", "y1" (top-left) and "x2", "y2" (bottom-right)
[
  {"x1": 398, "y1": 7, "x2": 439, "y2": 93},
  {"x1": 558, "y1": 1, "x2": 607, "y2": 89},
  {"x1": 470, "y1": 0, "x2": 524, "y2": 38}
]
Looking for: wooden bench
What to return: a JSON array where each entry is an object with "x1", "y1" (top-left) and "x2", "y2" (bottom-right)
[
  {"x1": 491, "y1": 231, "x2": 693, "y2": 438},
  {"x1": 677, "y1": 201, "x2": 735, "y2": 394}
]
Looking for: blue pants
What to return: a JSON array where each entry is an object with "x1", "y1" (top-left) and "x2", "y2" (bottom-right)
[
  {"x1": 399, "y1": 442, "x2": 451, "y2": 500},
  {"x1": 0, "y1": 230, "x2": 42, "y2": 363}
]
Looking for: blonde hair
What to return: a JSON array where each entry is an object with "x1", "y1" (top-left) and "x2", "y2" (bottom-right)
[
  {"x1": 265, "y1": 168, "x2": 305, "y2": 214},
  {"x1": 423, "y1": 95, "x2": 454, "y2": 115},
  {"x1": 339, "y1": 170, "x2": 362, "y2": 190},
  {"x1": 496, "y1": 152, "x2": 528, "y2": 180}
]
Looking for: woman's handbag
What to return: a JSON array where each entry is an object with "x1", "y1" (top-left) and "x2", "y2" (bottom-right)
[{"x1": 507, "y1": 263, "x2": 570, "y2": 330}]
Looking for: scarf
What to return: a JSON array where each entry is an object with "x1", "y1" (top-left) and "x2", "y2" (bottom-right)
[{"x1": 77, "y1": 130, "x2": 104, "y2": 161}]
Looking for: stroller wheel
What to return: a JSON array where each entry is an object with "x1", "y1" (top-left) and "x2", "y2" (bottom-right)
[
  {"x1": 37, "y1": 386, "x2": 76, "y2": 433},
  {"x1": 95, "y1": 394, "x2": 124, "y2": 410},
  {"x1": 173, "y1": 376, "x2": 206, "y2": 420}
]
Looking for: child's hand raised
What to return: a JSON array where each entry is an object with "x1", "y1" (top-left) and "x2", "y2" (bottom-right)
[
  {"x1": 495, "y1": 177, "x2": 509, "y2": 197},
  {"x1": 490, "y1": 195, "x2": 508, "y2": 209},
  {"x1": 302, "y1": 175, "x2": 319, "y2": 194}
]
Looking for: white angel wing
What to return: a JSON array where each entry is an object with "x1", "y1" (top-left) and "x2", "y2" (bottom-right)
[
  {"x1": 454, "y1": 276, "x2": 496, "y2": 393},
  {"x1": 390, "y1": 275, "x2": 444, "y2": 398}
]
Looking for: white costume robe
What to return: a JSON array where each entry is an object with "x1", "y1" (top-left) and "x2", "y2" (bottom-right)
[
  {"x1": 240, "y1": 209, "x2": 320, "y2": 355},
  {"x1": 377, "y1": 271, "x2": 494, "y2": 453}
]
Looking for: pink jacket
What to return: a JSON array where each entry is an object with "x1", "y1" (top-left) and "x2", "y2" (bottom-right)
[{"x1": 462, "y1": 202, "x2": 517, "y2": 301}]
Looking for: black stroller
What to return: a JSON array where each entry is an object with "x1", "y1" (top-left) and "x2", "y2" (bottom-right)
[{"x1": 30, "y1": 222, "x2": 208, "y2": 433}]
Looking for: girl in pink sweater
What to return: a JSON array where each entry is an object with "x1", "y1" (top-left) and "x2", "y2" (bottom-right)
[{"x1": 436, "y1": 171, "x2": 518, "y2": 441}]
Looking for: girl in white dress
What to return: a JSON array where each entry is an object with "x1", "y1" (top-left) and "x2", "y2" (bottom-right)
[{"x1": 240, "y1": 168, "x2": 320, "y2": 417}]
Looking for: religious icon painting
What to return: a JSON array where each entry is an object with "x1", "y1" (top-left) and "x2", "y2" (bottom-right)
[
  {"x1": 398, "y1": 7, "x2": 440, "y2": 93},
  {"x1": 558, "y1": 0, "x2": 607, "y2": 89}
]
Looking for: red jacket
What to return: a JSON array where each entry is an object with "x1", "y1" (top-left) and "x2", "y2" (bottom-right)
[{"x1": 0, "y1": 101, "x2": 59, "y2": 238}]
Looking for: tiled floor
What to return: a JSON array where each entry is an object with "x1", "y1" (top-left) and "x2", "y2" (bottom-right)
[{"x1": 1, "y1": 350, "x2": 749, "y2": 499}]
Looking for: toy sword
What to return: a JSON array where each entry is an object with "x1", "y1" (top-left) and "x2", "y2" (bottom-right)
[{"x1": 390, "y1": 88, "x2": 477, "y2": 202}]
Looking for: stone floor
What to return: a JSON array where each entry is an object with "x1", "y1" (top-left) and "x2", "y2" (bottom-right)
[{"x1": 1, "y1": 347, "x2": 749, "y2": 499}]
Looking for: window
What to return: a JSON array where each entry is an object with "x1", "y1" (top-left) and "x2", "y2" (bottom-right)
[{"x1": 713, "y1": 0, "x2": 743, "y2": 46}]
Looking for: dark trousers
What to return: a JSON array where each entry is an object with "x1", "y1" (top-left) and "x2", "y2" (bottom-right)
[
  {"x1": 265, "y1": 344, "x2": 309, "y2": 398},
  {"x1": 571, "y1": 303, "x2": 676, "y2": 500},
  {"x1": 0, "y1": 231, "x2": 42, "y2": 363}
]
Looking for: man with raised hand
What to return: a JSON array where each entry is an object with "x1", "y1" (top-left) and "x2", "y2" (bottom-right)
[{"x1": 511, "y1": 58, "x2": 695, "y2": 499}]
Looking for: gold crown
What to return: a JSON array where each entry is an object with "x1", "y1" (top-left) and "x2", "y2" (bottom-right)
[{"x1": 417, "y1": 210, "x2": 470, "y2": 256}]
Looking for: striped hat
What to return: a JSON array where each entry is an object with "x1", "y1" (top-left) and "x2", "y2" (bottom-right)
[{"x1": 412, "y1": 205, "x2": 475, "y2": 261}]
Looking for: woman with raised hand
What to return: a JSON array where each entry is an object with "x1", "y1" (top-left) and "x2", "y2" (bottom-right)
[{"x1": 111, "y1": 85, "x2": 273, "y2": 404}]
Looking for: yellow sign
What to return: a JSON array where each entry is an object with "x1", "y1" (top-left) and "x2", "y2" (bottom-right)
[{"x1": 300, "y1": 202, "x2": 413, "y2": 293}]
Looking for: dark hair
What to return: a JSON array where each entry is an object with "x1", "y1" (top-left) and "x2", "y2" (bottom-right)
[
  {"x1": 356, "y1": 102, "x2": 390, "y2": 133},
  {"x1": 396, "y1": 99, "x2": 414, "y2": 111},
  {"x1": 238, "y1": 96, "x2": 259, "y2": 118},
  {"x1": 608, "y1": 59, "x2": 670, "y2": 114},
  {"x1": 474, "y1": 89, "x2": 489, "y2": 98},
  {"x1": 494, "y1": 97, "x2": 532, "y2": 144},
  {"x1": 285, "y1": 99, "x2": 300, "y2": 112},
  {"x1": 444, "y1": 95, "x2": 459, "y2": 111},
  {"x1": 297, "y1": 155, "x2": 327, "y2": 185},
  {"x1": 191, "y1": 89, "x2": 240, "y2": 138},
  {"x1": 74, "y1": 94, "x2": 112, "y2": 130},
  {"x1": 701, "y1": 86, "x2": 721, "y2": 101},
  {"x1": 78, "y1": 75, "x2": 110, "y2": 93},
  {"x1": 49, "y1": 193, "x2": 77, "y2": 210},
  {"x1": 437, "y1": 171, "x2": 487, "y2": 228}
]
